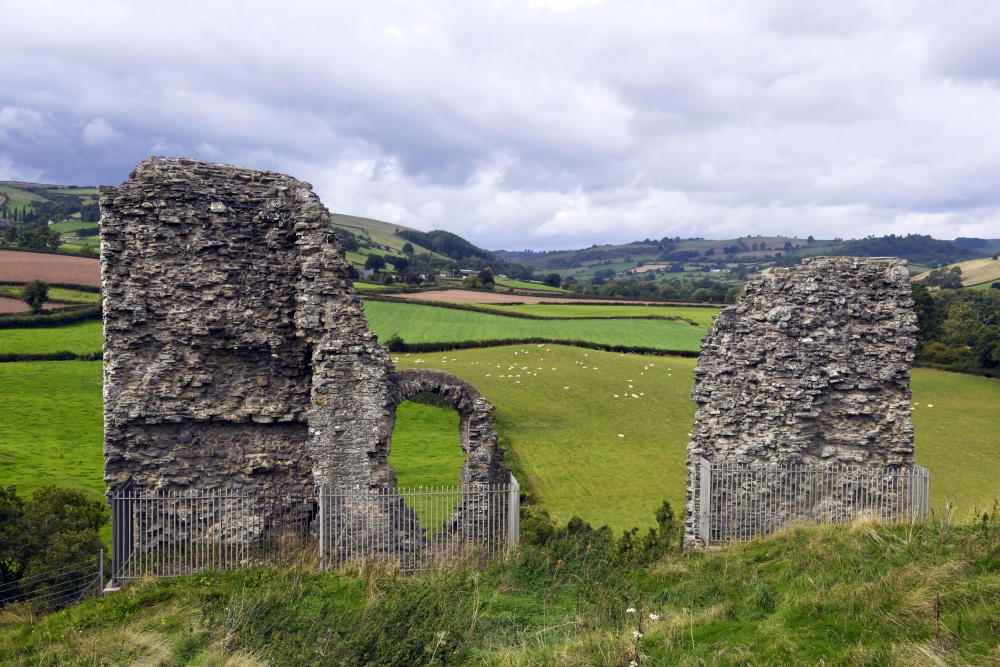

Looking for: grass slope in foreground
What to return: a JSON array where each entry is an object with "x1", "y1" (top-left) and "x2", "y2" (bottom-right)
[
  {"x1": 2, "y1": 518, "x2": 999, "y2": 665},
  {"x1": 364, "y1": 300, "x2": 707, "y2": 352}
]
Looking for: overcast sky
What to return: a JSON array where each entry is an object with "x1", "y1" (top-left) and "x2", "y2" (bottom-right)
[{"x1": 2, "y1": 0, "x2": 999, "y2": 250}]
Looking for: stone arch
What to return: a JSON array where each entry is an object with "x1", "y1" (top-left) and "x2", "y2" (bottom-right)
[{"x1": 381, "y1": 368, "x2": 508, "y2": 487}]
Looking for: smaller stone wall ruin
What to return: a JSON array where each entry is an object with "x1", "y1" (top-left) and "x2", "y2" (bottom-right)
[{"x1": 684, "y1": 256, "x2": 919, "y2": 546}]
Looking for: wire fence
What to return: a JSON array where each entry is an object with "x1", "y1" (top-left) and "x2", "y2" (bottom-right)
[
  {"x1": 0, "y1": 550, "x2": 104, "y2": 615},
  {"x1": 111, "y1": 476, "x2": 520, "y2": 583},
  {"x1": 697, "y1": 458, "x2": 930, "y2": 546}
]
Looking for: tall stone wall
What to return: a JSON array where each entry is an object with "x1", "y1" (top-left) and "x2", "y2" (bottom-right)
[
  {"x1": 101, "y1": 157, "x2": 394, "y2": 495},
  {"x1": 684, "y1": 256, "x2": 918, "y2": 545}
]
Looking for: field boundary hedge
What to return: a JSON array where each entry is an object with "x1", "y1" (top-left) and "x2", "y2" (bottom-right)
[
  {"x1": 0, "y1": 280, "x2": 101, "y2": 293},
  {"x1": 0, "y1": 350, "x2": 103, "y2": 363},
  {"x1": 0, "y1": 305, "x2": 102, "y2": 329},
  {"x1": 385, "y1": 335, "x2": 700, "y2": 357},
  {"x1": 366, "y1": 295, "x2": 702, "y2": 325}
]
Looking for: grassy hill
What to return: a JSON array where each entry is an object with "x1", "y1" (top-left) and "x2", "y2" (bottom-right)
[{"x1": 914, "y1": 256, "x2": 1000, "y2": 287}]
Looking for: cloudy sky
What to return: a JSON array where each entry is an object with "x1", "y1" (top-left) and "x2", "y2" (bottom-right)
[{"x1": 2, "y1": 0, "x2": 999, "y2": 250}]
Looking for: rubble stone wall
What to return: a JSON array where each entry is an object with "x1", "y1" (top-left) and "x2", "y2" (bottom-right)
[
  {"x1": 684, "y1": 256, "x2": 919, "y2": 545},
  {"x1": 101, "y1": 157, "x2": 394, "y2": 495}
]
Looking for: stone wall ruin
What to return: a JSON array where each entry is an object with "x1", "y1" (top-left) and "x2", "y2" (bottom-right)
[
  {"x1": 100, "y1": 157, "x2": 508, "y2": 506},
  {"x1": 684, "y1": 256, "x2": 919, "y2": 546}
]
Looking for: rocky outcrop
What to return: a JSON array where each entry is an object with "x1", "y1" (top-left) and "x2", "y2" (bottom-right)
[{"x1": 684, "y1": 256, "x2": 919, "y2": 545}]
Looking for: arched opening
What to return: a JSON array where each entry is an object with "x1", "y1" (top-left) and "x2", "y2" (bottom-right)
[{"x1": 387, "y1": 391, "x2": 465, "y2": 489}]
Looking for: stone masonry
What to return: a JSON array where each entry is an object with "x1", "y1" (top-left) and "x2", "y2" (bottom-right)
[
  {"x1": 101, "y1": 157, "x2": 507, "y2": 506},
  {"x1": 684, "y1": 256, "x2": 919, "y2": 545}
]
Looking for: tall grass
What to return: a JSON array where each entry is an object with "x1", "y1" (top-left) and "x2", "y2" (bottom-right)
[{"x1": 3, "y1": 516, "x2": 999, "y2": 665}]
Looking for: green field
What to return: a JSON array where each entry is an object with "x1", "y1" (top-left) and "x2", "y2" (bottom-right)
[
  {"x1": 480, "y1": 303, "x2": 721, "y2": 326},
  {"x1": 0, "y1": 320, "x2": 102, "y2": 356},
  {"x1": 48, "y1": 220, "x2": 98, "y2": 234},
  {"x1": 363, "y1": 300, "x2": 708, "y2": 352},
  {"x1": 395, "y1": 346, "x2": 698, "y2": 531},
  {"x1": 388, "y1": 401, "x2": 465, "y2": 488},
  {"x1": 0, "y1": 285, "x2": 100, "y2": 304},
  {"x1": 493, "y1": 278, "x2": 570, "y2": 293},
  {"x1": 0, "y1": 361, "x2": 104, "y2": 504}
]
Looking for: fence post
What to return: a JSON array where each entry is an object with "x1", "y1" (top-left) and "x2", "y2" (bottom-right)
[
  {"x1": 98, "y1": 548, "x2": 104, "y2": 598},
  {"x1": 508, "y1": 474, "x2": 520, "y2": 549},
  {"x1": 318, "y1": 485, "x2": 325, "y2": 570},
  {"x1": 699, "y1": 457, "x2": 712, "y2": 546}
]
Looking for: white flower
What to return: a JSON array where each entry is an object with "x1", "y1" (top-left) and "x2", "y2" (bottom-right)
[
  {"x1": 649, "y1": 613, "x2": 659, "y2": 621},
  {"x1": 927, "y1": 404, "x2": 934, "y2": 407},
  {"x1": 618, "y1": 434, "x2": 625, "y2": 438},
  {"x1": 614, "y1": 394, "x2": 619, "y2": 398},
  {"x1": 485, "y1": 374, "x2": 492, "y2": 377},
  {"x1": 564, "y1": 386, "x2": 570, "y2": 389},
  {"x1": 626, "y1": 607, "x2": 636, "y2": 613},
  {"x1": 632, "y1": 630, "x2": 642, "y2": 638}
]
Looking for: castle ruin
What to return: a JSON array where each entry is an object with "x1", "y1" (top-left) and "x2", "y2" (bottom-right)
[
  {"x1": 100, "y1": 157, "x2": 508, "y2": 504},
  {"x1": 685, "y1": 256, "x2": 921, "y2": 546}
]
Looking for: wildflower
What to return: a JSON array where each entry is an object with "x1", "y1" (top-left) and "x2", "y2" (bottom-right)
[
  {"x1": 632, "y1": 630, "x2": 642, "y2": 638},
  {"x1": 614, "y1": 394, "x2": 619, "y2": 398},
  {"x1": 618, "y1": 434, "x2": 625, "y2": 438},
  {"x1": 486, "y1": 374, "x2": 492, "y2": 377},
  {"x1": 649, "y1": 613, "x2": 659, "y2": 621},
  {"x1": 927, "y1": 404, "x2": 934, "y2": 408},
  {"x1": 626, "y1": 607, "x2": 636, "y2": 613},
  {"x1": 564, "y1": 386, "x2": 570, "y2": 389}
]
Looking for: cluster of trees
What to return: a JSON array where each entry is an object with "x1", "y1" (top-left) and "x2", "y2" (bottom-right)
[
  {"x1": 835, "y1": 234, "x2": 978, "y2": 267},
  {"x1": 913, "y1": 282, "x2": 1000, "y2": 376},
  {"x1": 565, "y1": 275, "x2": 740, "y2": 303},
  {"x1": 2, "y1": 224, "x2": 62, "y2": 251},
  {"x1": 0, "y1": 485, "x2": 107, "y2": 605},
  {"x1": 922, "y1": 266, "x2": 964, "y2": 289}
]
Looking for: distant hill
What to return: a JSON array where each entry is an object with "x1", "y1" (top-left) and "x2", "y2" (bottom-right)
[
  {"x1": 913, "y1": 256, "x2": 1000, "y2": 288},
  {"x1": 822, "y1": 234, "x2": 984, "y2": 267}
]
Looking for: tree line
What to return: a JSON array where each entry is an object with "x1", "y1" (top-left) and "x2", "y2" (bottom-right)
[{"x1": 913, "y1": 282, "x2": 1000, "y2": 376}]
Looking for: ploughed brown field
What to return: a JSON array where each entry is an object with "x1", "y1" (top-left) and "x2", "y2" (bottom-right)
[
  {"x1": 0, "y1": 250, "x2": 100, "y2": 287},
  {"x1": 0, "y1": 297, "x2": 31, "y2": 314}
]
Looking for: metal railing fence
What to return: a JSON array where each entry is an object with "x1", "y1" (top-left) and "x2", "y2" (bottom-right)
[
  {"x1": 111, "y1": 475, "x2": 519, "y2": 583},
  {"x1": 697, "y1": 458, "x2": 930, "y2": 546},
  {"x1": 0, "y1": 549, "x2": 104, "y2": 614},
  {"x1": 319, "y1": 478, "x2": 519, "y2": 573}
]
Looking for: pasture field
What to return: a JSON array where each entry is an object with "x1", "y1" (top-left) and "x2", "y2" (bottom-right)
[
  {"x1": 0, "y1": 284, "x2": 100, "y2": 304},
  {"x1": 0, "y1": 361, "x2": 104, "y2": 504},
  {"x1": 493, "y1": 278, "x2": 570, "y2": 293},
  {"x1": 363, "y1": 299, "x2": 708, "y2": 352},
  {"x1": 394, "y1": 346, "x2": 1000, "y2": 531},
  {"x1": 479, "y1": 303, "x2": 721, "y2": 326},
  {"x1": 0, "y1": 320, "x2": 102, "y2": 356},
  {"x1": 0, "y1": 324, "x2": 995, "y2": 533},
  {"x1": 48, "y1": 220, "x2": 98, "y2": 234},
  {"x1": 388, "y1": 401, "x2": 464, "y2": 488},
  {"x1": 914, "y1": 256, "x2": 1000, "y2": 287}
]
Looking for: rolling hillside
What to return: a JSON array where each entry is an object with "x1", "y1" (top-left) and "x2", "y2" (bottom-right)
[{"x1": 913, "y1": 256, "x2": 1000, "y2": 287}]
